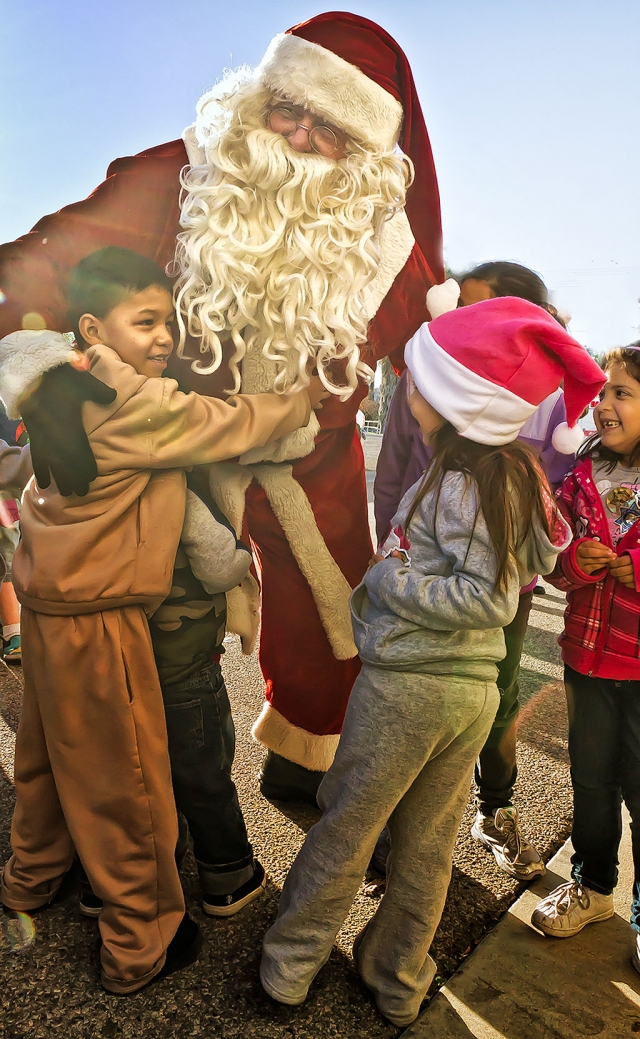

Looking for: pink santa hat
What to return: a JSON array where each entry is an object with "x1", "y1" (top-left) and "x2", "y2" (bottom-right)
[{"x1": 404, "y1": 296, "x2": 606, "y2": 452}]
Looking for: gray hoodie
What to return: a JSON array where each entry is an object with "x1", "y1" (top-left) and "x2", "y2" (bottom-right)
[{"x1": 351, "y1": 471, "x2": 569, "y2": 680}]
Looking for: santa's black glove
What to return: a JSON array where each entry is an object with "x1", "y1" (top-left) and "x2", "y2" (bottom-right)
[{"x1": 21, "y1": 364, "x2": 117, "y2": 497}]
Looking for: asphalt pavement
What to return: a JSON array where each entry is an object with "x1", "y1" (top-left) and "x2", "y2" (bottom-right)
[{"x1": 0, "y1": 578, "x2": 573, "y2": 1039}]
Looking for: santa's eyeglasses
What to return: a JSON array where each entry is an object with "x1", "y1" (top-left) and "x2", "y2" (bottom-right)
[{"x1": 267, "y1": 104, "x2": 347, "y2": 157}]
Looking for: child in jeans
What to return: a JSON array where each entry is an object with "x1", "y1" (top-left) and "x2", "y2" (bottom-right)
[
  {"x1": 62, "y1": 251, "x2": 267, "y2": 922},
  {"x1": 0, "y1": 248, "x2": 318, "y2": 995},
  {"x1": 531, "y1": 344, "x2": 640, "y2": 971},
  {"x1": 259, "y1": 298, "x2": 603, "y2": 1028}
]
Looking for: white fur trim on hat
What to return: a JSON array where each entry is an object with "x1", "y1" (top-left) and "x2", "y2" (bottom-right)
[
  {"x1": 257, "y1": 33, "x2": 402, "y2": 152},
  {"x1": 0, "y1": 330, "x2": 78, "y2": 419},
  {"x1": 426, "y1": 279, "x2": 460, "y2": 318},
  {"x1": 551, "y1": 420, "x2": 585, "y2": 454},
  {"x1": 405, "y1": 323, "x2": 537, "y2": 445}
]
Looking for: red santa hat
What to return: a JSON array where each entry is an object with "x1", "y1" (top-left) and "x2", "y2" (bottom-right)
[
  {"x1": 256, "y1": 11, "x2": 443, "y2": 284},
  {"x1": 404, "y1": 297, "x2": 606, "y2": 452}
]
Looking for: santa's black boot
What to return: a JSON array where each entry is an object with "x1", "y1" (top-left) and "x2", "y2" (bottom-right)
[{"x1": 259, "y1": 750, "x2": 324, "y2": 806}]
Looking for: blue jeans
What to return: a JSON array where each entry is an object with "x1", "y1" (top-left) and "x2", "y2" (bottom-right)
[
  {"x1": 565, "y1": 665, "x2": 640, "y2": 931},
  {"x1": 163, "y1": 663, "x2": 254, "y2": 896}
]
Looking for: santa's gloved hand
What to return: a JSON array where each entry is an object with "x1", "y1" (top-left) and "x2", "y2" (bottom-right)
[{"x1": 21, "y1": 364, "x2": 117, "y2": 496}]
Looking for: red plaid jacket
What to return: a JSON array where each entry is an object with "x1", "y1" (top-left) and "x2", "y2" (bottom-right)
[{"x1": 549, "y1": 457, "x2": 640, "y2": 679}]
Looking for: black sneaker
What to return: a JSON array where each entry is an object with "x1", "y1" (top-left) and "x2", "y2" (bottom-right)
[
  {"x1": 155, "y1": 913, "x2": 202, "y2": 980},
  {"x1": 202, "y1": 860, "x2": 266, "y2": 917},
  {"x1": 101, "y1": 912, "x2": 202, "y2": 995},
  {"x1": 79, "y1": 884, "x2": 104, "y2": 918}
]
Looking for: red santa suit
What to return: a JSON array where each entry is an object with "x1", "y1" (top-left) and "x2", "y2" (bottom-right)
[{"x1": 0, "y1": 13, "x2": 442, "y2": 774}]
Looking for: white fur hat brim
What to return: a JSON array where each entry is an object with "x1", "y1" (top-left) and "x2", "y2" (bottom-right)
[
  {"x1": 257, "y1": 34, "x2": 402, "y2": 152},
  {"x1": 0, "y1": 329, "x2": 77, "y2": 418}
]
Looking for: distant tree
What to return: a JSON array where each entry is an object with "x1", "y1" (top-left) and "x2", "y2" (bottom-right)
[
  {"x1": 378, "y1": 356, "x2": 399, "y2": 431},
  {"x1": 360, "y1": 394, "x2": 379, "y2": 421}
]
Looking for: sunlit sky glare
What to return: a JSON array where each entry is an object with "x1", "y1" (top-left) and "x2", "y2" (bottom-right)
[{"x1": 2, "y1": 0, "x2": 639, "y2": 352}]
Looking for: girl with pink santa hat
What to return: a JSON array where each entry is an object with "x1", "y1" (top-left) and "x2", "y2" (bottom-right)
[{"x1": 259, "y1": 296, "x2": 605, "y2": 1028}]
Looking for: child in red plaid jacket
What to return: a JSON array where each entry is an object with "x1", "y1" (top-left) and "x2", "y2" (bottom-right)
[{"x1": 532, "y1": 345, "x2": 640, "y2": 970}]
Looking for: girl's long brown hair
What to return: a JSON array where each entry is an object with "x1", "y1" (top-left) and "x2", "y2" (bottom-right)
[{"x1": 405, "y1": 422, "x2": 554, "y2": 593}]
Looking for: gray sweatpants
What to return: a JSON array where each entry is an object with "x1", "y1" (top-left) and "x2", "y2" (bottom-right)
[{"x1": 261, "y1": 665, "x2": 499, "y2": 1027}]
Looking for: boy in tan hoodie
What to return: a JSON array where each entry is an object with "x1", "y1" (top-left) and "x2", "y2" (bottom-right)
[{"x1": 0, "y1": 249, "x2": 321, "y2": 995}]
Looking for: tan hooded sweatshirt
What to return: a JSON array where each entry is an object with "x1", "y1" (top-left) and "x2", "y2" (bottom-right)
[{"x1": 14, "y1": 345, "x2": 311, "y2": 615}]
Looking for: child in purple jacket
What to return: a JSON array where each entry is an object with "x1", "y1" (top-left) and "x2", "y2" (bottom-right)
[{"x1": 374, "y1": 261, "x2": 576, "y2": 881}]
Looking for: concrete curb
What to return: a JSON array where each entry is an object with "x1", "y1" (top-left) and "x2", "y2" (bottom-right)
[{"x1": 404, "y1": 811, "x2": 639, "y2": 1038}]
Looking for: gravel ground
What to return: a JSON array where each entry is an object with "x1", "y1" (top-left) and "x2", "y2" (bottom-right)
[{"x1": 0, "y1": 580, "x2": 571, "y2": 1038}]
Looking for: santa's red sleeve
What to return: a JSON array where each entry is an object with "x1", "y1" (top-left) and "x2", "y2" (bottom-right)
[
  {"x1": 0, "y1": 140, "x2": 187, "y2": 341},
  {"x1": 365, "y1": 244, "x2": 438, "y2": 372}
]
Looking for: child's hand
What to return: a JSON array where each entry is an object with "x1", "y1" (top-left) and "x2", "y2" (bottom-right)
[
  {"x1": 368, "y1": 550, "x2": 405, "y2": 569},
  {"x1": 608, "y1": 552, "x2": 636, "y2": 588},
  {"x1": 306, "y1": 375, "x2": 330, "y2": 411},
  {"x1": 575, "y1": 539, "x2": 615, "y2": 575}
]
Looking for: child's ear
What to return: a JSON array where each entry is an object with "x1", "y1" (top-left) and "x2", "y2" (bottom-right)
[{"x1": 78, "y1": 313, "x2": 103, "y2": 346}]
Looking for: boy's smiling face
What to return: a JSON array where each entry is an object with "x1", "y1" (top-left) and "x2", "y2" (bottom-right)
[{"x1": 78, "y1": 285, "x2": 174, "y2": 378}]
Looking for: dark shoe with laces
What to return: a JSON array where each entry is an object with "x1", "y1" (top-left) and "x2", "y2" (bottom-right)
[{"x1": 202, "y1": 860, "x2": 266, "y2": 917}]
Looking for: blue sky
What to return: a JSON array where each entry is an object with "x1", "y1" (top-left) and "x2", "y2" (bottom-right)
[{"x1": 2, "y1": 0, "x2": 639, "y2": 351}]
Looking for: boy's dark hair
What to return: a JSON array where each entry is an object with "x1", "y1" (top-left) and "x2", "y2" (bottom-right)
[
  {"x1": 459, "y1": 261, "x2": 565, "y2": 326},
  {"x1": 578, "y1": 344, "x2": 640, "y2": 471},
  {"x1": 67, "y1": 247, "x2": 173, "y2": 345},
  {"x1": 461, "y1": 261, "x2": 547, "y2": 304}
]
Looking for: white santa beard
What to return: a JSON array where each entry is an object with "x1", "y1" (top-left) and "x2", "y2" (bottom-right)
[{"x1": 174, "y1": 123, "x2": 409, "y2": 398}]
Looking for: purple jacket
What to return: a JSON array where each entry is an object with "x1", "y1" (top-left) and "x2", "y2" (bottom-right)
[{"x1": 374, "y1": 371, "x2": 573, "y2": 544}]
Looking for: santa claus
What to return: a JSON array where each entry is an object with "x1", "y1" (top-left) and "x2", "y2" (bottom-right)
[{"x1": 0, "y1": 12, "x2": 443, "y2": 800}]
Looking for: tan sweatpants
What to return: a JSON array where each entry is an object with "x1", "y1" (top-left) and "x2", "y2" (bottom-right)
[{"x1": 1, "y1": 606, "x2": 185, "y2": 992}]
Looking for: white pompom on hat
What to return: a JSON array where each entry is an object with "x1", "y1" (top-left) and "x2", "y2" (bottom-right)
[
  {"x1": 405, "y1": 296, "x2": 606, "y2": 450},
  {"x1": 426, "y1": 278, "x2": 461, "y2": 318},
  {"x1": 550, "y1": 419, "x2": 588, "y2": 454}
]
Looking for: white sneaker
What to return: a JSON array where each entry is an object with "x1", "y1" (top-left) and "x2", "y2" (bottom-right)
[
  {"x1": 471, "y1": 807, "x2": 546, "y2": 880},
  {"x1": 531, "y1": 880, "x2": 614, "y2": 937},
  {"x1": 632, "y1": 932, "x2": 640, "y2": 974}
]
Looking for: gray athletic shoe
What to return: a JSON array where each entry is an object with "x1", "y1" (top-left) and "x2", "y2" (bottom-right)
[
  {"x1": 532, "y1": 880, "x2": 614, "y2": 937},
  {"x1": 471, "y1": 806, "x2": 546, "y2": 880}
]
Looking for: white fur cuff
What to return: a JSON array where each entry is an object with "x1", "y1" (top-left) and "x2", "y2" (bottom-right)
[
  {"x1": 0, "y1": 330, "x2": 78, "y2": 418},
  {"x1": 251, "y1": 701, "x2": 340, "y2": 771}
]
